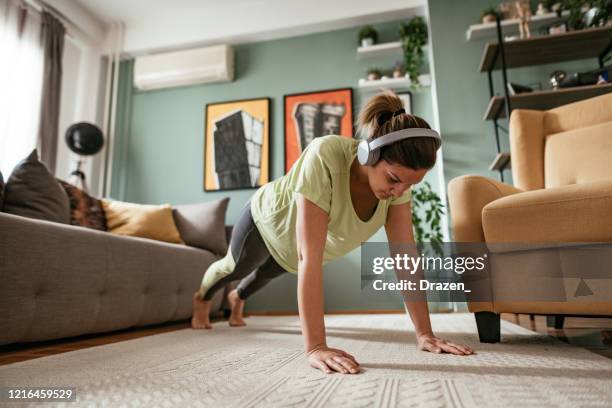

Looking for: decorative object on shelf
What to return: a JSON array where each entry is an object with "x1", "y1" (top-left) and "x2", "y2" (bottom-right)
[
  {"x1": 204, "y1": 97, "x2": 270, "y2": 191},
  {"x1": 552, "y1": 0, "x2": 611, "y2": 31},
  {"x1": 536, "y1": 2, "x2": 548, "y2": 15},
  {"x1": 367, "y1": 67, "x2": 382, "y2": 81},
  {"x1": 481, "y1": 6, "x2": 501, "y2": 23},
  {"x1": 548, "y1": 21, "x2": 568, "y2": 33},
  {"x1": 549, "y1": 70, "x2": 567, "y2": 89},
  {"x1": 358, "y1": 25, "x2": 378, "y2": 47},
  {"x1": 398, "y1": 16, "x2": 428, "y2": 87},
  {"x1": 553, "y1": 66, "x2": 610, "y2": 88},
  {"x1": 585, "y1": 1, "x2": 611, "y2": 27},
  {"x1": 283, "y1": 88, "x2": 353, "y2": 173},
  {"x1": 65, "y1": 122, "x2": 104, "y2": 193},
  {"x1": 507, "y1": 82, "x2": 534, "y2": 95},
  {"x1": 515, "y1": 0, "x2": 533, "y2": 38},
  {"x1": 542, "y1": 0, "x2": 562, "y2": 13},
  {"x1": 396, "y1": 91, "x2": 413, "y2": 114},
  {"x1": 393, "y1": 60, "x2": 405, "y2": 78},
  {"x1": 499, "y1": 1, "x2": 519, "y2": 18}
]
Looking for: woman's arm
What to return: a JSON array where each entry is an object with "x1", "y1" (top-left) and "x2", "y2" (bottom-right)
[
  {"x1": 296, "y1": 194, "x2": 360, "y2": 373},
  {"x1": 296, "y1": 194, "x2": 327, "y2": 352},
  {"x1": 385, "y1": 202, "x2": 473, "y2": 356}
]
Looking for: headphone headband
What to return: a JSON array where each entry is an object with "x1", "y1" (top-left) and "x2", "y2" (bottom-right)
[
  {"x1": 368, "y1": 128, "x2": 441, "y2": 150},
  {"x1": 357, "y1": 127, "x2": 442, "y2": 166}
]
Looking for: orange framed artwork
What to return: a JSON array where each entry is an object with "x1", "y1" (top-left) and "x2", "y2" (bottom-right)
[{"x1": 283, "y1": 88, "x2": 353, "y2": 173}]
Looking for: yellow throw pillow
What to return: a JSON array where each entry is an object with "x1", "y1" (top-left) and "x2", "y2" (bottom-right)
[{"x1": 101, "y1": 199, "x2": 185, "y2": 245}]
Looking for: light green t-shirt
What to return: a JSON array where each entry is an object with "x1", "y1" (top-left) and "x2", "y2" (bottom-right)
[{"x1": 250, "y1": 135, "x2": 412, "y2": 274}]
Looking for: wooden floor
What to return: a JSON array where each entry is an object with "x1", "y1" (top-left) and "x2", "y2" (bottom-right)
[{"x1": 0, "y1": 313, "x2": 611, "y2": 365}]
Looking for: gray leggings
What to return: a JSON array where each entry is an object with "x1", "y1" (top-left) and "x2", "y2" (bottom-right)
[{"x1": 201, "y1": 201, "x2": 287, "y2": 301}]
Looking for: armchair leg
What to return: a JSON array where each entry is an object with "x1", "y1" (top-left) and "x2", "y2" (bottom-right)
[
  {"x1": 475, "y1": 312, "x2": 501, "y2": 343},
  {"x1": 546, "y1": 315, "x2": 565, "y2": 329}
]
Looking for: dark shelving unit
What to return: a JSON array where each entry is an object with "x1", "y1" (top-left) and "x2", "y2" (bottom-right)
[
  {"x1": 484, "y1": 82, "x2": 612, "y2": 120},
  {"x1": 480, "y1": 21, "x2": 612, "y2": 181}
]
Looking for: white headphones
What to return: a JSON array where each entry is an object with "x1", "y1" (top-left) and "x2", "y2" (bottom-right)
[{"x1": 357, "y1": 128, "x2": 442, "y2": 166}]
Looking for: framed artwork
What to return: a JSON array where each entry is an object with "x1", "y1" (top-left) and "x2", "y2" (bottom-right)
[
  {"x1": 283, "y1": 87, "x2": 353, "y2": 173},
  {"x1": 396, "y1": 91, "x2": 413, "y2": 115},
  {"x1": 204, "y1": 97, "x2": 271, "y2": 192}
]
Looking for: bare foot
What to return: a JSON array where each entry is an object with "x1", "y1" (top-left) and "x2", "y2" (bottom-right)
[
  {"x1": 191, "y1": 291, "x2": 212, "y2": 329},
  {"x1": 228, "y1": 289, "x2": 247, "y2": 327}
]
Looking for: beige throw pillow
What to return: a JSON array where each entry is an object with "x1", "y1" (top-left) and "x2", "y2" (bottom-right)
[{"x1": 102, "y1": 199, "x2": 185, "y2": 245}]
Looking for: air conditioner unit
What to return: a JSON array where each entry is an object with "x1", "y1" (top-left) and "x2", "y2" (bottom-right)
[{"x1": 133, "y1": 45, "x2": 234, "y2": 90}]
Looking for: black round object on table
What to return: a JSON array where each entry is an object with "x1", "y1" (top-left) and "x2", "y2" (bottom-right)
[{"x1": 65, "y1": 122, "x2": 104, "y2": 156}]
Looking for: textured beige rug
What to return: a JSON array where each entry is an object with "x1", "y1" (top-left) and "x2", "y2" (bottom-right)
[{"x1": 1, "y1": 313, "x2": 611, "y2": 407}]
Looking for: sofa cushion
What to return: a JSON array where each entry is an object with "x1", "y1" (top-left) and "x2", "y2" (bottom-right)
[
  {"x1": 482, "y1": 180, "x2": 612, "y2": 243},
  {"x1": 3, "y1": 150, "x2": 70, "y2": 224},
  {"x1": 0, "y1": 169, "x2": 4, "y2": 210},
  {"x1": 173, "y1": 197, "x2": 229, "y2": 255},
  {"x1": 102, "y1": 199, "x2": 185, "y2": 244},
  {"x1": 57, "y1": 179, "x2": 108, "y2": 231},
  {"x1": 544, "y1": 121, "x2": 612, "y2": 188}
]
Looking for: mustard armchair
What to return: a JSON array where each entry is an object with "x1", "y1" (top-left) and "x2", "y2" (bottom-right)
[{"x1": 448, "y1": 93, "x2": 612, "y2": 342}]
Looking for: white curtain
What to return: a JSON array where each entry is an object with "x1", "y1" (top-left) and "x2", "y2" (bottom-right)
[{"x1": 0, "y1": 0, "x2": 44, "y2": 177}]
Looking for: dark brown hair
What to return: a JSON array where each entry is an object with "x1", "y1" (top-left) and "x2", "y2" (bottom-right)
[{"x1": 356, "y1": 89, "x2": 440, "y2": 169}]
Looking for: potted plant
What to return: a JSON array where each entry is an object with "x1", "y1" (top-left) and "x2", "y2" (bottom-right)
[
  {"x1": 554, "y1": 0, "x2": 588, "y2": 30},
  {"x1": 481, "y1": 6, "x2": 500, "y2": 23},
  {"x1": 393, "y1": 61, "x2": 404, "y2": 78},
  {"x1": 411, "y1": 181, "x2": 445, "y2": 256},
  {"x1": 399, "y1": 16, "x2": 428, "y2": 88},
  {"x1": 358, "y1": 25, "x2": 378, "y2": 47},
  {"x1": 366, "y1": 67, "x2": 382, "y2": 81}
]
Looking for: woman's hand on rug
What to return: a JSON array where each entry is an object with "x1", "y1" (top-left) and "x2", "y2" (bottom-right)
[
  {"x1": 308, "y1": 346, "x2": 360, "y2": 374},
  {"x1": 417, "y1": 334, "x2": 473, "y2": 356}
]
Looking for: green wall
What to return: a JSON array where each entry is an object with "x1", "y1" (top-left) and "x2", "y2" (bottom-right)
[{"x1": 111, "y1": 20, "x2": 438, "y2": 313}]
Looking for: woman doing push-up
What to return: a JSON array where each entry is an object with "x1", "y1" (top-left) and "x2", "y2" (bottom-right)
[{"x1": 192, "y1": 90, "x2": 473, "y2": 374}]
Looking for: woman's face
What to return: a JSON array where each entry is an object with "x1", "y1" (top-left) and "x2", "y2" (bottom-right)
[{"x1": 367, "y1": 160, "x2": 429, "y2": 200}]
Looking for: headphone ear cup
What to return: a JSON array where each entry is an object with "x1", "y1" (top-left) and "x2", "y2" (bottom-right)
[
  {"x1": 357, "y1": 140, "x2": 370, "y2": 165},
  {"x1": 370, "y1": 148, "x2": 381, "y2": 165}
]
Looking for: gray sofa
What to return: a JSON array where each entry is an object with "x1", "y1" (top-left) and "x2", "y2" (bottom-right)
[{"x1": 0, "y1": 211, "x2": 232, "y2": 346}]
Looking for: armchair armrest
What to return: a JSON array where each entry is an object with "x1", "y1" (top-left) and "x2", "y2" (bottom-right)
[
  {"x1": 482, "y1": 180, "x2": 612, "y2": 243},
  {"x1": 448, "y1": 175, "x2": 523, "y2": 242}
]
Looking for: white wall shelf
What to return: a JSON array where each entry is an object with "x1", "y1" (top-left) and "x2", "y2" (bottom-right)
[
  {"x1": 356, "y1": 41, "x2": 430, "y2": 59},
  {"x1": 357, "y1": 41, "x2": 402, "y2": 58},
  {"x1": 358, "y1": 74, "x2": 431, "y2": 91},
  {"x1": 466, "y1": 11, "x2": 567, "y2": 41}
]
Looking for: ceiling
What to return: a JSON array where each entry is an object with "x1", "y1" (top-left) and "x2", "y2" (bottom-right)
[{"x1": 68, "y1": 0, "x2": 427, "y2": 56}]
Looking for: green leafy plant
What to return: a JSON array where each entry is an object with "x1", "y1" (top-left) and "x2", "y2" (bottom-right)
[
  {"x1": 398, "y1": 16, "x2": 428, "y2": 88},
  {"x1": 411, "y1": 181, "x2": 445, "y2": 255},
  {"x1": 554, "y1": 0, "x2": 611, "y2": 30},
  {"x1": 556, "y1": 0, "x2": 588, "y2": 29},
  {"x1": 358, "y1": 25, "x2": 378, "y2": 44}
]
